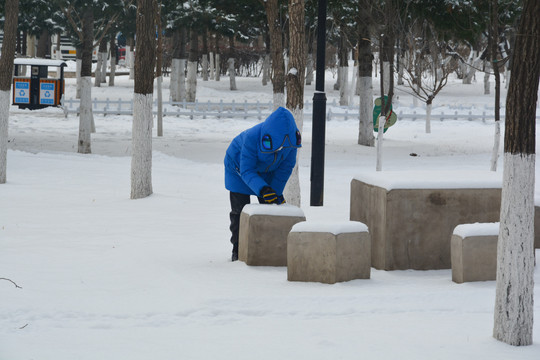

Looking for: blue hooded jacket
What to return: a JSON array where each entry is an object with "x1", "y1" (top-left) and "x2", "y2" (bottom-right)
[{"x1": 224, "y1": 107, "x2": 301, "y2": 196}]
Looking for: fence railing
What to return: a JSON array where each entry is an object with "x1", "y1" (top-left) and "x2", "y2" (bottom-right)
[{"x1": 62, "y1": 98, "x2": 538, "y2": 122}]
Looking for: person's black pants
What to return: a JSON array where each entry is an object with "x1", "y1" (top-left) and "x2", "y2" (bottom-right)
[{"x1": 229, "y1": 192, "x2": 264, "y2": 255}]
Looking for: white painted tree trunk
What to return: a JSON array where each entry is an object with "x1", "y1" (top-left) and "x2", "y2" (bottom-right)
[
  {"x1": 505, "y1": 70, "x2": 511, "y2": 89},
  {"x1": 358, "y1": 77, "x2": 374, "y2": 146},
  {"x1": 94, "y1": 53, "x2": 102, "y2": 87},
  {"x1": 157, "y1": 75, "x2": 163, "y2": 136},
  {"x1": 348, "y1": 65, "x2": 357, "y2": 106},
  {"x1": 78, "y1": 77, "x2": 93, "y2": 154},
  {"x1": 484, "y1": 63, "x2": 491, "y2": 95},
  {"x1": 170, "y1": 58, "x2": 179, "y2": 102},
  {"x1": 493, "y1": 153, "x2": 535, "y2": 346},
  {"x1": 0, "y1": 90, "x2": 10, "y2": 183},
  {"x1": 490, "y1": 121, "x2": 501, "y2": 171},
  {"x1": 178, "y1": 59, "x2": 186, "y2": 102},
  {"x1": 202, "y1": 54, "x2": 208, "y2": 81},
  {"x1": 126, "y1": 45, "x2": 131, "y2": 70},
  {"x1": 209, "y1": 52, "x2": 215, "y2": 80},
  {"x1": 376, "y1": 115, "x2": 386, "y2": 171},
  {"x1": 426, "y1": 103, "x2": 432, "y2": 133},
  {"x1": 463, "y1": 54, "x2": 479, "y2": 84},
  {"x1": 186, "y1": 60, "x2": 197, "y2": 102},
  {"x1": 109, "y1": 54, "x2": 116, "y2": 87},
  {"x1": 339, "y1": 65, "x2": 349, "y2": 106},
  {"x1": 333, "y1": 67, "x2": 340, "y2": 90},
  {"x1": 131, "y1": 93, "x2": 153, "y2": 199},
  {"x1": 273, "y1": 92, "x2": 285, "y2": 110},
  {"x1": 228, "y1": 58, "x2": 237, "y2": 90},
  {"x1": 55, "y1": 46, "x2": 62, "y2": 78},
  {"x1": 76, "y1": 59, "x2": 82, "y2": 99},
  {"x1": 129, "y1": 48, "x2": 135, "y2": 80},
  {"x1": 283, "y1": 107, "x2": 303, "y2": 207},
  {"x1": 215, "y1": 54, "x2": 220, "y2": 81},
  {"x1": 100, "y1": 51, "x2": 107, "y2": 83}
]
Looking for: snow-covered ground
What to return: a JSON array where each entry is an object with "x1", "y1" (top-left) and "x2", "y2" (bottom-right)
[{"x1": 1, "y1": 64, "x2": 539, "y2": 359}]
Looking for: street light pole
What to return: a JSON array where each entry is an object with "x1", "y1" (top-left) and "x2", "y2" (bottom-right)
[{"x1": 310, "y1": 0, "x2": 327, "y2": 206}]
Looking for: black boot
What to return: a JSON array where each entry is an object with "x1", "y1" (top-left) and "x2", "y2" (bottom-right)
[{"x1": 229, "y1": 192, "x2": 250, "y2": 262}]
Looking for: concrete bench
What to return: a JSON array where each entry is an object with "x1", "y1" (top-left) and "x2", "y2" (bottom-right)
[
  {"x1": 350, "y1": 171, "x2": 502, "y2": 270},
  {"x1": 451, "y1": 223, "x2": 499, "y2": 283},
  {"x1": 287, "y1": 221, "x2": 370, "y2": 284},
  {"x1": 239, "y1": 204, "x2": 305, "y2": 266}
]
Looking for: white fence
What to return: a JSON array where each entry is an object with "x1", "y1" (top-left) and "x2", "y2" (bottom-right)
[{"x1": 62, "y1": 98, "x2": 538, "y2": 122}]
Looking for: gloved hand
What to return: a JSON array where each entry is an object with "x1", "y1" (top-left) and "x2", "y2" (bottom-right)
[
  {"x1": 277, "y1": 195, "x2": 286, "y2": 204},
  {"x1": 260, "y1": 186, "x2": 278, "y2": 204}
]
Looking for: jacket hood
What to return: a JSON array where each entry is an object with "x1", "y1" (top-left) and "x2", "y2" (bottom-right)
[{"x1": 259, "y1": 107, "x2": 302, "y2": 153}]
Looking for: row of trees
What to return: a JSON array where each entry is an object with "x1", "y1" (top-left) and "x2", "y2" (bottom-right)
[{"x1": 0, "y1": 1, "x2": 525, "y2": 151}]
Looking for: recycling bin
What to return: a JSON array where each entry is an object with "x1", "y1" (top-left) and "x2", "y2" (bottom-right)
[{"x1": 13, "y1": 58, "x2": 67, "y2": 110}]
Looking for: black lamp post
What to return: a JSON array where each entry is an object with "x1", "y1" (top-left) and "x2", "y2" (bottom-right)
[{"x1": 310, "y1": 0, "x2": 327, "y2": 206}]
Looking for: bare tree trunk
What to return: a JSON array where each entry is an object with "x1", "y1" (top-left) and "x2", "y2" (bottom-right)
[
  {"x1": 100, "y1": 38, "x2": 107, "y2": 83},
  {"x1": 0, "y1": 0, "x2": 19, "y2": 184},
  {"x1": 484, "y1": 61, "x2": 490, "y2": 94},
  {"x1": 202, "y1": 30, "x2": 208, "y2": 81},
  {"x1": 305, "y1": 30, "x2": 314, "y2": 86},
  {"x1": 283, "y1": 0, "x2": 305, "y2": 207},
  {"x1": 178, "y1": 27, "x2": 187, "y2": 101},
  {"x1": 263, "y1": 0, "x2": 285, "y2": 109},
  {"x1": 36, "y1": 28, "x2": 50, "y2": 58},
  {"x1": 186, "y1": 29, "x2": 198, "y2": 102},
  {"x1": 357, "y1": 11, "x2": 374, "y2": 147},
  {"x1": 109, "y1": 37, "x2": 116, "y2": 86},
  {"x1": 131, "y1": 0, "x2": 156, "y2": 199},
  {"x1": 493, "y1": 0, "x2": 539, "y2": 346},
  {"x1": 262, "y1": 54, "x2": 270, "y2": 86}
]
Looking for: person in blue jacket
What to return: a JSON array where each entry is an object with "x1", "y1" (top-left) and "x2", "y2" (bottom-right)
[{"x1": 224, "y1": 107, "x2": 301, "y2": 261}]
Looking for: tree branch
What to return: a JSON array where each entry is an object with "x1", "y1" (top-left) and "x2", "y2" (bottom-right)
[{"x1": 0, "y1": 278, "x2": 22, "y2": 289}]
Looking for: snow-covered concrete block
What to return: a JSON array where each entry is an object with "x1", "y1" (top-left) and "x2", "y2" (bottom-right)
[
  {"x1": 239, "y1": 204, "x2": 305, "y2": 266},
  {"x1": 287, "y1": 221, "x2": 370, "y2": 284},
  {"x1": 350, "y1": 171, "x2": 502, "y2": 270},
  {"x1": 451, "y1": 223, "x2": 499, "y2": 283}
]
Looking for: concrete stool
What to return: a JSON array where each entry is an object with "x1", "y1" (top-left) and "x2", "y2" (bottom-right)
[
  {"x1": 239, "y1": 204, "x2": 305, "y2": 266},
  {"x1": 451, "y1": 223, "x2": 499, "y2": 283},
  {"x1": 287, "y1": 221, "x2": 370, "y2": 284}
]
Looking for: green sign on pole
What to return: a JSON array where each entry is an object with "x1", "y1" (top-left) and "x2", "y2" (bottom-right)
[{"x1": 373, "y1": 96, "x2": 398, "y2": 133}]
